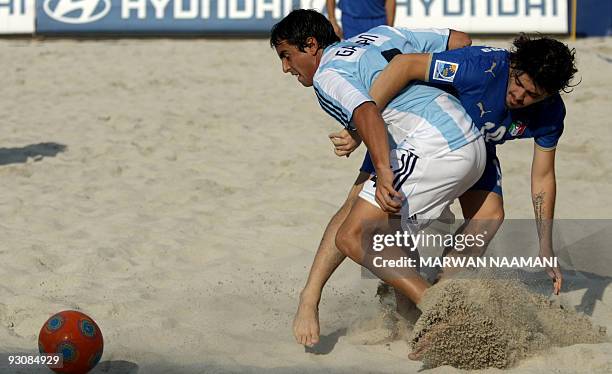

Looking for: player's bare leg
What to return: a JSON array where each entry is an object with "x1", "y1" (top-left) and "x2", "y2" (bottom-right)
[
  {"x1": 437, "y1": 190, "x2": 504, "y2": 279},
  {"x1": 293, "y1": 172, "x2": 370, "y2": 347},
  {"x1": 387, "y1": 213, "x2": 422, "y2": 324},
  {"x1": 336, "y1": 198, "x2": 430, "y2": 306}
]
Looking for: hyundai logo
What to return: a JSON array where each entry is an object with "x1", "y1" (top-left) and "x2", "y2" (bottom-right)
[{"x1": 43, "y1": 0, "x2": 111, "y2": 24}]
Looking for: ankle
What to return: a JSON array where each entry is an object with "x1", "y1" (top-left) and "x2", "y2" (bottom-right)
[{"x1": 299, "y1": 288, "x2": 321, "y2": 307}]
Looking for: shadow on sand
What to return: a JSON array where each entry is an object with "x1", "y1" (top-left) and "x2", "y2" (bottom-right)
[{"x1": 0, "y1": 143, "x2": 67, "y2": 166}]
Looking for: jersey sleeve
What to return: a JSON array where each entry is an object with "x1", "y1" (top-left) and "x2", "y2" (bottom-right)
[
  {"x1": 313, "y1": 68, "x2": 373, "y2": 130},
  {"x1": 425, "y1": 47, "x2": 474, "y2": 91},
  {"x1": 534, "y1": 124, "x2": 564, "y2": 150},
  {"x1": 533, "y1": 96, "x2": 566, "y2": 150},
  {"x1": 395, "y1": 28, "x2": 450, "y2": 53},
  {"x1": 534, "y1": 112, "x2": 565, "y2": 150}
]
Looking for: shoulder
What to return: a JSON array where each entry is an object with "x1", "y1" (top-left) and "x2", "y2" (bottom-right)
[
  {"x1": 462, "y1": 46, "x2": 509, "y2": 64},
  {"x1": 397, "y1": 27, "x2": 450, "y2": 38},
  {"x1": 433, "y1": 46, "x2": 507, "y2": 65},
  {"x1": 316, "y1": 46, "x2": 358, "y2": 81}
]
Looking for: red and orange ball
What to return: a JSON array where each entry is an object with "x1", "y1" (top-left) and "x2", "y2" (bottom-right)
[{"x1": 38, "y1": 310, "x2": 103, "y2": 374}]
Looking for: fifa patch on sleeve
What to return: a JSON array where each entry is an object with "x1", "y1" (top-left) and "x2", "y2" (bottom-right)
[{"x1": 432, "y1": 60, "x2": 459, "y2": 82}]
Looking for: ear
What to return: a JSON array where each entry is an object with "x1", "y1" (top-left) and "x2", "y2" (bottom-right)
[{"x1": 304, "y1": 37, "x2": 320, "y2": 56}]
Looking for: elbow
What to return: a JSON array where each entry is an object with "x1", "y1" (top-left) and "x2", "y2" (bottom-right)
[
  {"x1": 530, "y1": 175, "x2": 556, "y2": 198},
  {"x1": 531, "y1": 170, "x2": 556, "y2": 187},
  {"x1": 457, "y1": 31, "x2": 472, "y2": 48},
  {"x1": 448, "y1": 30, "x2": 472, "y2": 50}
]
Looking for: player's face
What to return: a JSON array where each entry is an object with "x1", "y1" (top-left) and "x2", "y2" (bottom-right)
[
  {"x1": 274, "y1": 40, "x2": 319, "y2": 87},
  {"x1": 506, "y1": 71, "x2": 549, "y2": 109}
]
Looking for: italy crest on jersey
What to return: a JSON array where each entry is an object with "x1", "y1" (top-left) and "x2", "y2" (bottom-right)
[
  {"x1": 433, "y1": 60, "x2": 459, "y2": 82},
  {"x1": 508, "y1": 120, "x2": 527, "y2": 136}
]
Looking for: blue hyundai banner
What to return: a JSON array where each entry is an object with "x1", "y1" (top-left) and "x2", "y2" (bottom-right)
[
  {"x1": 36, "y1": 0, "x2": 302, "y2": 34},
  {"x1": 32, "y1": 0, "x2": 611, "y2": 37}
]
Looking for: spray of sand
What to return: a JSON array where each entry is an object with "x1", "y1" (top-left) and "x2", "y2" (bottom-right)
[
  {"x1": 346, "y1": 283, "x2": 409, "y2": 345},
  {"x1": 410, "y1": 271, "x2": 607, "y2": 370}
]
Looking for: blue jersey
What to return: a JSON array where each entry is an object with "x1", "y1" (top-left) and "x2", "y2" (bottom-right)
[
  {"x1": 427, "y1": 46, "x2": 565, "y2": 150},
  {"x1": 313, "y1": 26, "x2": 480, "y2": 158},
  {"x1": 339, "y1": 0, "x2": 386, "y2": 18}
]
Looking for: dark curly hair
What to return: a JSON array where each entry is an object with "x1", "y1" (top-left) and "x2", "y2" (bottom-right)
[
  {"x1": 509, "y1": 34, "x2": 578, "y2": 94},
  {"x1": 270, "y1": 9, "x2": 340, "y2": 51}
]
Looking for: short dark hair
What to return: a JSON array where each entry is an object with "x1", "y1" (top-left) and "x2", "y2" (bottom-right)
[
  {"x1": 509, "y1": 34, "x2": 578, "y2": 94},
  {"x1": 270, "y1": 9, "x2": 340, "y2": 51}
]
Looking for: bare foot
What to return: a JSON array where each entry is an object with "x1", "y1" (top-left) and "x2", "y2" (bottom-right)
[{"x1": 293, "y1": 298, "x2": 320, "y2": 347}]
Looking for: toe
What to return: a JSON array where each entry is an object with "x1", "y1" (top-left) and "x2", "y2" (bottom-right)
[{"x1": 305, "y1": 334, "x2": 313, "y2": 347}]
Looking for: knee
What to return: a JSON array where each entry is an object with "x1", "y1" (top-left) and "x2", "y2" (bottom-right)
[
  {"x1": 468, "y1": 200, "x2": 505, "y2": 224},
  {"x1": 335, "y1": 223, "x2": 362, "y2": 259},
  {"x1": 480, "y1": 207, "x2": 504, "y2": 234},
  {"x1": 489, "y1": 207, "x2": 504, "y2": 224}
]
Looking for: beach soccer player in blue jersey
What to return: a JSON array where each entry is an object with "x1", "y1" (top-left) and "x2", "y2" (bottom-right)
[
  {"x1": 270, "y1": 9, "x2": 484, "y2": 347},
  {"x1": 361, "y1": 36, "x2": 577, "y2": 360},
  {"x1": 326, "y1": 0, "x2": 396, "y2": 39},
  {"x1": 363, "y1": 36, "x2": 576, "y2": 289}
]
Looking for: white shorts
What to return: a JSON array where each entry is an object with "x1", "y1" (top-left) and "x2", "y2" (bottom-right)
[{"x1": 359, "y1": 138, "x2": 486, "y2": 232}]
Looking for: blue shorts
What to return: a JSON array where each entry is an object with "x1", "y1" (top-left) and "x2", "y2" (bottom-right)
[
  {"x1": 342, "y1": 14, "x2": 387, "y2": 39},
  {"x1": 360, "y1": 151, "x2": 375, "y2": 174},
  {"x1": 470, "y1": 147, "x2": 503, "y2": 196},
  {"x1": 360, "y1": 148, "x2": 503, "y2": 196}
]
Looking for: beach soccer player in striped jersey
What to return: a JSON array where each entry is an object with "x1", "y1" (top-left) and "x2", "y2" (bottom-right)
[{"x1": 271, "y1": 9, "x2": 484, "y2": 348}]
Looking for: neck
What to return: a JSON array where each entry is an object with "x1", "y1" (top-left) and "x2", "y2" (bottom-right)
[{"x1": 314, "y1": 48, "x2": 323, "y2": 70}]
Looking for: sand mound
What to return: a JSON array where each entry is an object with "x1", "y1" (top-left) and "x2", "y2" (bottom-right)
[{"x1": 411, "y1": 273, "x2": 607, "y2": 370}]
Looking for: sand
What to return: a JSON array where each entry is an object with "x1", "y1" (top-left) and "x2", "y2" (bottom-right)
[
  {"x1": 0, "y1": 36, "x2": 611, "y2": 373},
  {"x1": 412, "y1": 273, "x2": 607, "y2": 370}
]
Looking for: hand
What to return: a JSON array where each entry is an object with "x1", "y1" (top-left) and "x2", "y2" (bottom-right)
[
  {"x1": 331, "y1": 21, "x2": 343, "y2": 40},
  {"x1": 539, "y1": 250, "x2": 562, "y2": 295},
  {"x1": 329, "y1": 129, "x2": 361, "y2": 157},
  {"x1": 374, "y1": 167, "x2": 403, "y2": 214}
]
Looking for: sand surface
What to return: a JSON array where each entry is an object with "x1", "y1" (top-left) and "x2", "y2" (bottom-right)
[{"x1": 0, "y1": 36, "x2": 611, "y2": 373}]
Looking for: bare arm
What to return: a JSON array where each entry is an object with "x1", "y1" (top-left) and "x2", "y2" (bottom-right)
[
  {"x1": 326, "y1": 0, "x2": 343, "y2": 39},
  {"x1": 447, "y1": 29, "x2": 472, "y2": 49},
  {"x1": 369, "y1": 30, "x2": 471, "y2": 109},
  {"x1": 531, "y1": 144, "x2": 562, "y2": 294},
  {"x1": 370, "y1": 53, "x2": 431, "y2": 109},
  {"x1": 385, "y1": 0, "x2": 396, "y2": 26},
  {"x1": 325, "y1": 0, "x2": 337, "y2": 23},
  {"x1": 353, "y1": 102, "x2": 402, "y2": 212},
  {"x1": 353, "y1": 103, "x2": 390, "y2": 171}
]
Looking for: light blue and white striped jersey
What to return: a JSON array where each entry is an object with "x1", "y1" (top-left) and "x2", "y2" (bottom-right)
[{"x1": 313, "y1": 26, "x2": 481, "y2": 157}]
